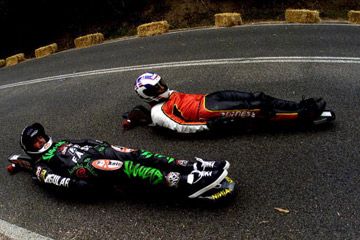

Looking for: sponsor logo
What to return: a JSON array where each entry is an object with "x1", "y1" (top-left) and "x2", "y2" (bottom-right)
[
  {"x1": 42, "y1": 141, "x2": 66, "y2": 161},
  {"x1": 71, "y1": 150, "x2": 84, "y2": 164},
  {"x1": 75, "y1": 168, "x2": 88, "y2": 179},
  {"x1": 111, "y1": 145, "x2": 135, "y2": 153},
  {"x1": 68, "y1": 146, "x2": 77, "y2": 155},
  {"x1": 30, "y1": 130, "x2": 38, "y2": 137},
  {"x1": 225, "y1": 176, "x2": 234, "y2": 183},
  {"x1": 91, "y1": 159, "x2": 123, "y2": 171},
  {"x1": 36, "y1": 166, "x2": 42, "y2": 180},
  {"x1": 165, "y1": 172, "x2": 180, "y2": 187},
  {"x1": 58, "y1": 144, "x2": 69, "y2": 155},
  {"x1": 35, "y1": 167, "x2": 48, "y2": 182},
  {"x1": 57, "y1": 144, "x2": 86, "y2": 164},
  {"x1": 40, "y1": 169, "x2": 47, "y2": 181},
  {"x1": 43, "y1": 142, "x2": 52, "y2": 149},
  {"x1": 123, "y1": 160, "x2": 164, "y2": 185},
  {"x1": 44, "y1": 174, "x2": 70, "y2": 187},
  {"x1": 176, "y1": 160, "x2": 189, "y2": 167},
  {"x1": 211, "y1": 188, "x2": 232, "y2": 200},
  {"x1": 140, "y1": 151, "x2": 175, "y2": 164},
  {"x1": 221, "y1": 111, "x2": 256, "y2": 118}
]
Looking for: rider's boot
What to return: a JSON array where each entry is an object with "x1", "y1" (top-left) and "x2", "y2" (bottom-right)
[
  {"x1": 254, "y1": 92, "x2": 326, "y2": 119},
  {"x1": 298, "y1": 97, "x2": 326, "y2": 120},
  {"x1": 253, "y1": 92, "x2": 300, "y2": 115},
  {"x1": 185, "y1": 169, "x2": 228, "y2": 198},
  {"x1": 174, "y1": 158, "x2": 229, "y2": 173},
  {"x1": 165, "y1": 169, "x2": 228, "y2": 198}
]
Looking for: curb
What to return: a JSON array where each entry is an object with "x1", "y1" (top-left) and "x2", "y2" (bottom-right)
[
  {"x1": 74, "y1": 33, "x2": 105, "y2": 48},
  {"x1": 137, "y1": 21, "x2": 170, "y2": 37},
  {"x1": 285, "y1": 9, "x2": 321, "y2": 23},
  {"x1": 5, "y1": 53, "x2": 25, "y2": 67},
  {"x1": 215, "y1": 13, "x2": 243, "y2": 27},
  {"x1": 35, "y1": 43, "x2": 58, "y2": 58},
  {"x1": 348, "y1": 10, "x2": 360, "y2": 24}
]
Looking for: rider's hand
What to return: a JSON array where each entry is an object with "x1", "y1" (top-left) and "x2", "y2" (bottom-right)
[
  {"x1": 122, "y1": 105, "x2": 152, "y2": 130},
  {"x1": 122, "y1": 119, "x2": 134, "y2": 130}
]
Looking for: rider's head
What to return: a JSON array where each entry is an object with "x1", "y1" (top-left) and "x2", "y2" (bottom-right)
[
  {"x1": 134, "y1": 72, "x2": 171, "y2": 103},
  {"x1": 20, "y1": 123, "x2": 53, "y2": 159}
]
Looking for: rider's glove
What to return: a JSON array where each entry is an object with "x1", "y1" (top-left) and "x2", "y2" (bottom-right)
[
  {"x1": 122, "y1": 119, "x2": 134, "y2": 130},
  {"x1": 122, "y1": 105, "x2": 152, "y2": 130}
]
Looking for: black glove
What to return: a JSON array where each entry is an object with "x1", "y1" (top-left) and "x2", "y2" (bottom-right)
[{"x1": 122, "y1": 105, "x2": 152, "y2": 129}]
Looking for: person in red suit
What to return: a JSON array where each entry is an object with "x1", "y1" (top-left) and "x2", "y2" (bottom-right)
[{"x1": 122, "y1": 72, "x2": 326, "y2": 133}]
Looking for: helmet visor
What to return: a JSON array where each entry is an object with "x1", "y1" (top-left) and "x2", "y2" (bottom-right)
[{"x1": 143, "y1": 79, "x2": 168, "y2": 97}]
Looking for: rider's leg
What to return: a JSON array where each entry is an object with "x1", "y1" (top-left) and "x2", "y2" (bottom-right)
[
  {"x1": 103, "y1": 147, "x2": 228, "y2": 174},
  {"x1": 253, "y1": 92, "x2": 326, "y2": 120},
  {"x1": 204, "y1": 90, "x2": 326, "y2": 121},
  {"x1": 99, "y1": 147, "x2": 229, "y2": 197},
  {"x1": 205, "y1": 90, "x2": 255, "y2": 110}
]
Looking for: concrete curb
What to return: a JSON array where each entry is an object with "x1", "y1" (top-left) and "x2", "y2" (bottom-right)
[
  {"x1": 0, "y1": 59, "x2": 5, "y2": 68},
  {"x1": 137, "y1": 21, "x2": 170, "y2": 37},
  {"x1": 215, "y1": 13, "x2": 243, "y2": 27},
  {"x1": 285, "y1": 9, "x2": 321, "y2": 23},
  {"x1": 5, "y1": 53, "x2": 25, "y2": 67},
  {"x1": 348, "y1": 10, "x2": 360, "y2": 24},
  {"x1": 74, "y1": 33, "x2": 105, "y2": 48},
  {"x1": 35, "y1": 43, "x2": 58, "y2": 58}
]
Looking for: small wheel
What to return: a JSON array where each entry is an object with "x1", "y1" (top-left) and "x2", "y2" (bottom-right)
[{"x1": 7, "y1": 164, "x2": 17, "y2": 174}]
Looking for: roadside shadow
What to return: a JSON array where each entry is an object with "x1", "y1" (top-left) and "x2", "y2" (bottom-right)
[
  {"x1": 149, "y1": 121, "x2": 337, "y2": 141},
  {"x1": 40, "y1": 183, "x2": 239, "y2": 210}
]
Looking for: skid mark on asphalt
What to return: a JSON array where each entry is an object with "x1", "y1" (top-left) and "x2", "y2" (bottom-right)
[
  {"x1": 1, "y1": 56, "x2": 360, "y2": 91},
  {"x1": 0, "y1": 219, "x2": 53, "y2": 240}
]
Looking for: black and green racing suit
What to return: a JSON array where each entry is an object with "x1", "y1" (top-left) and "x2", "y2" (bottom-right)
[{"x1": 33, "y1": 139, "x2": 190, "y2": 191}]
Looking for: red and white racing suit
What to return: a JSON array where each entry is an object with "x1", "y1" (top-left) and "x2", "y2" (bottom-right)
[
  {"x1": 150, "y1": 90, "x2": 279, "y2": 133},
  {"x1": 125, "y1": 90, "x2": 325, "y2": 133}
]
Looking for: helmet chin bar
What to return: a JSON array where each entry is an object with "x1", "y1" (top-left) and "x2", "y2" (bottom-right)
[
  {"x1": 26, "y1": 137, "x2": 53, "y2": 155},
  {"x1": 151, "y1": 89, "x2": 172, "y2": 102}
]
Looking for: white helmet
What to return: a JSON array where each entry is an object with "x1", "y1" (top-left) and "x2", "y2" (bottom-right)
[{"x1": 134, "y1": 72, "x2": 171, "y2": 103}]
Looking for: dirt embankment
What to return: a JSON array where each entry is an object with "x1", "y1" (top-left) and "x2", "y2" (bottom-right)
[{"x1": 143, "y1": 0, "x2": 359, "y2": 28}]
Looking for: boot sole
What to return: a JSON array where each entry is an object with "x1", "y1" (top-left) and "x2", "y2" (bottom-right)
[
  {"x1": 223, "y1": 161, "x2": 230, "y2": 170},
  {"x1": 188, "y1": 170, "x2": 228, "y2": 199}
]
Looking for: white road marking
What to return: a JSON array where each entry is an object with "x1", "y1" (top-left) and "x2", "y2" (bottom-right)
[
  {"x1": 1, "y1": 56, "x2": 360, "y2": 90},
  {"x1": 0, "y1": 219, "x2": 53, "y2": 240}
]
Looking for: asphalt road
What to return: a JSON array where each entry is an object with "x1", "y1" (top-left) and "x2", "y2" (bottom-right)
[{"x1": 0, "y1": 24, "x2": 359, "y2": 239}]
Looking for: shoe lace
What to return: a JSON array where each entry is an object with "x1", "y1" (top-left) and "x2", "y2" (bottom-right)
[
  {"x1": 199, "y1": 171, "x2": 213, "y2": 177},
  {"x1": 190, "y1": 170, "x2": 213, "y2": 184},
  {"x1": 195, "y1": 157, "x2": 215, "y2": 168},
  {"x1": 201, "y1": 161, "x2": 215, "y2": 168}
]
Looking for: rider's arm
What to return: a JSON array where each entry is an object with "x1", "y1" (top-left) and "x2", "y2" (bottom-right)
[
  {"x1": 65, "y1": 139, "x2": 106, "y2": 147},
  {"x1": 151, "y1": 103, "x2": 209, "y2": 133},
  {"x1": 33, "y1": 162, "x2": 88, "y2": 190}
]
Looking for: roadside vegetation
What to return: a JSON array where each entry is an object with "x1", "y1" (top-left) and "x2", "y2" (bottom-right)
[{"x1": 0, "y1": 0, "x2": 359, "y2": 58}]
